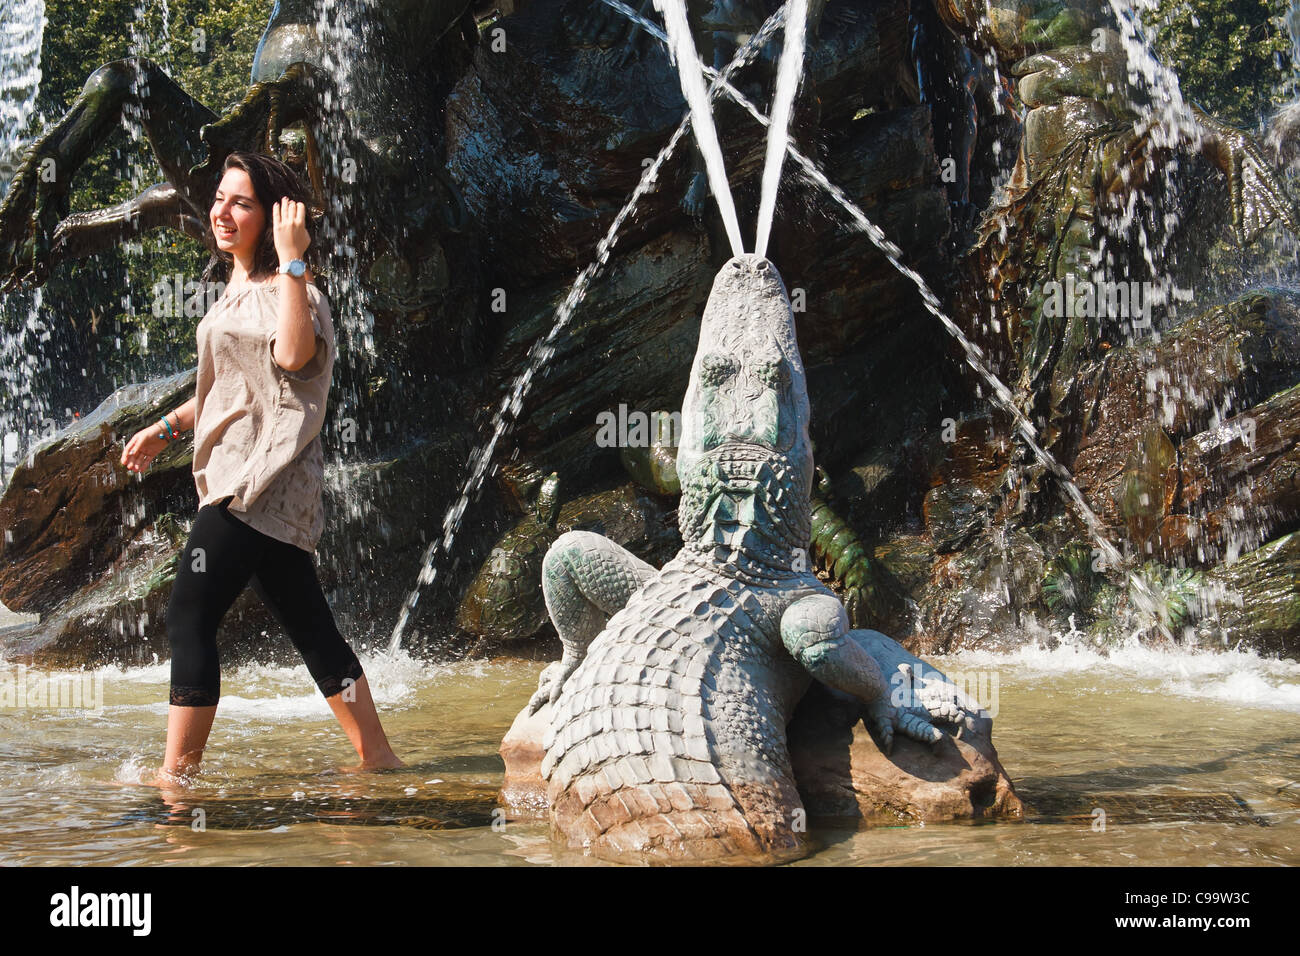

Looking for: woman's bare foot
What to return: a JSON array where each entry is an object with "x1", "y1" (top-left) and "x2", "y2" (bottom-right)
[
  {"x1": 146, "y1": 765, "x2": 198, "y2": 788},
  {"x1": 337, "y1": 751, "x2": 407, "y2": 773}
]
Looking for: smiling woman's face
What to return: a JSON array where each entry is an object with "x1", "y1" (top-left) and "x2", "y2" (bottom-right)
[{"x1": 210, "y1": 168, "x2": 265, "y2": 259}]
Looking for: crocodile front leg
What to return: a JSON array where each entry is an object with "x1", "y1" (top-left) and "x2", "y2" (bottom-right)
[
  {"x1": 189, "y1": 62, "x2": 333, "y2": 182},
  {"x1": 527, "y1": 530, "x2": 657, "y2": 714},
  {"x1": 850, "y1": 629, "x2": 994, "y2": 740},
  {"x1": 781, "y1": 594, "x2": 945, "y2": 755},
  {"x1": 50, "y1": 182, "x2": 207, "y2": 265}
]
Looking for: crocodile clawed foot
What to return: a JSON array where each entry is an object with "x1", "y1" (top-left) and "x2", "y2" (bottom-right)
[
  {"x1": 865, "y1": 698, "x2": 896, "y2": 756},
  {"x1": 1195, "y1": 106, "x2": 1300, "y2": 245},
  {"x1": 0, "y1": 152, "x2": 64, "y2": 289},
  {"x1": 526, "y1": 671, "x2": 556, "y2": 716},
  {"x1": 897, "y1": 660, "x2": 991, "y2": 743},
  {"x1": 897, "y1": 708, "x2": 946, "y2": 753},
  {"x1": 191, "y1": 80, "x2": 288, "y2": 179},
  {"x1": 681, "y1": 171, "x2": 709, "y2": 219},
  {"x1": 866, "y1": 667, "x2": 949, "y2": 755},
  {"x1": 527, "y1": 658, "x2": 577, "y2": 716}
]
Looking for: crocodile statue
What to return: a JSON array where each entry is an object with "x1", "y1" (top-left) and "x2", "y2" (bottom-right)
[{"x1": 523, "y1": 254, "x2": 990, "y2": 862}]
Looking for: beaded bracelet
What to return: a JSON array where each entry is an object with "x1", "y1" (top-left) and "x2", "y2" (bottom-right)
[{"x1": 157, "y1": 414, "x2": 179, "y2": 441}]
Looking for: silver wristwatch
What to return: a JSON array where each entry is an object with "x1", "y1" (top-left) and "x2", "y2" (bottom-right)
[{"x1": 278, "y1": 258, "x2": 307, "y2": 277}]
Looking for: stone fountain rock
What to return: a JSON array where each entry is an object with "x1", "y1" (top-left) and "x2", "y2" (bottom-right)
[{"x1": 0, "y1": 369, "x2": 197, "y2": 617}]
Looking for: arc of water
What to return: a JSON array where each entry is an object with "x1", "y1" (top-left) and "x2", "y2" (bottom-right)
[
  {"x1": 753, "y1": 0, "x2": 809, "y2": 258},
  {"x1": 653, "y1": 0, "x2": 746, "y2": 256},
  {"x1": 385, "y1": 6, "x2": 792, "y2": 653}
]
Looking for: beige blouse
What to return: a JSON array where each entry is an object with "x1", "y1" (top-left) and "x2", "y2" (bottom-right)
[{"x1": 192, "y1": 279, "x2": 335, "y2": 553}]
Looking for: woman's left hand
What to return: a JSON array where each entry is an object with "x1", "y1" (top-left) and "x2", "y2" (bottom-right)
[{"x1": 272, "y1": 197, "x2": 310, "y2": 265}]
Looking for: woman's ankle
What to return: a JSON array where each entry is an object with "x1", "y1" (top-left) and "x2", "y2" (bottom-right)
[
  {"x1": 357, "y1": 745, "x2": 404, "y2": 768},
  {"x1": 153, "y1": 762, "x2": 199, "y2": 785}
]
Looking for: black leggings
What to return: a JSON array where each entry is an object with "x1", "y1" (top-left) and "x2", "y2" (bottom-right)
[{"x1": 166, "y1": 496, "x2": 364, "y2": 707}]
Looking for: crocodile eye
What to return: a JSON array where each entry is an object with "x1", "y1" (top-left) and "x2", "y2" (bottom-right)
[{"x1": 700, "y1": 353, "x2": 737, "y2": 388}]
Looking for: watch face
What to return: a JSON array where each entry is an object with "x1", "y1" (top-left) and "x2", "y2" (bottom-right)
[{"x1": 284, "y1": 259, "x2": 306, "y2": 276}]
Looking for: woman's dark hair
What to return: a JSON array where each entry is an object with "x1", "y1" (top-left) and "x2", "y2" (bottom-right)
[{"x1": 201, "y1": 151, "x2": 321, "y2": 283}]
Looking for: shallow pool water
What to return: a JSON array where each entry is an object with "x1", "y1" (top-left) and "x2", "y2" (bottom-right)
[{"x1": 0, "y1": 639, "x2": 1296, "y2": 865}]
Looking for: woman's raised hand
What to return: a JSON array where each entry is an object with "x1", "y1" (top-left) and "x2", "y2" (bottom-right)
[
  {"x1": 120, "y1": 426, "x2": 170, "y2": 474},
  {"x1": 272, "y1": 197, "x2": 310, "y2": 266}
]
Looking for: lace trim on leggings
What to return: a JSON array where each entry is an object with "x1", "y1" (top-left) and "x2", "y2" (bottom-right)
[
  {"x1": 170, "y1": 684, "x2": 220, "y2": 707},
  {"x1": 316, "y1": 656, "x2": 365, "y2": 699}
]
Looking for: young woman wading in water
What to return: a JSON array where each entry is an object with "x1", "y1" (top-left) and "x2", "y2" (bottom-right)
[{"x1": 120, "y1": 151, "x2": 403, "y2": 781}]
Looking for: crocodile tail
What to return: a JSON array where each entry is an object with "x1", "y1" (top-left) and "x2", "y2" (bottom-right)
[
  {"x1": 543, "y1": 663, "x2": 765, "y2": 861},
  {"x1": 548, "y1": 751, "x2": 768, "y2": 862},
  {"x1": 541, "y1": 578, "x2": 806, "y2": 861},
  {"x1": 543, "y1": 688, "x2": 805, "y2": 862}
]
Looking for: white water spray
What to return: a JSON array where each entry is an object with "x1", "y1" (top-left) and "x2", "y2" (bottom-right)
[
  {"x1": 0, "y1": 0, "x2": 46, "y2": 180},
  {"x1": 311, "y1": 0, "x2": 379, "y2": 357},
  {"x1": 754, "y1": 0, "x2": 808, "y2": 258},
  {"x1": 653, "y1": 0, "x2": 745, "y2": 256}
]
